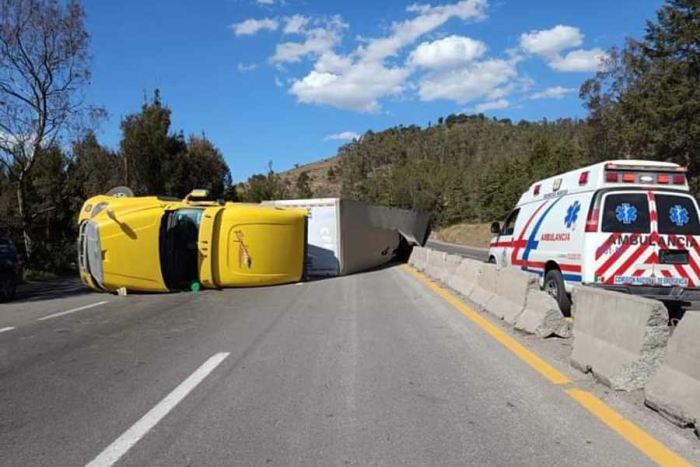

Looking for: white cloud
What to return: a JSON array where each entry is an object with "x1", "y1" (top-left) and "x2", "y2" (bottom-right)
[
  {"x1": 519, "y1": 25, "x2": 582, "y2": 59},
  {"x1": 275, "y1": 76, "x2": 284, "y2": 87},
  {"x1": 272, "y1": 16, "x2": 347, "y2": 63},
  {"x1": 290, "y1": 62, "x2": 410, "y2": 113},
  {"x1": 418, "y1": 59, "x2": 517, "y2": 104},
  {"x1": 550, "y1": 48, "x2": 607, "y2": 72},
  {"x1": 358, "y1": 0, "x2": 488, "y2": 62},
  {"x1": 409, "y1": 35, "x2": 487, "y2": 69},
  {"x1": 237, "y1": 62, "x2": 257, "y2": 72},
  {"x1": 283, "y1": 15, "x2": 309, "y2": 34},
  {"x1": 530, "y1": 86, "x2": 576, "y2": 99},
  {"x1": 231, "y1": 17, "x2": 279, "y2": 36},
  {"x1": 257, "y1": 0, "x2": 275, "y2": 4},
  {"x1": 325, "y1": 131, "x2": 361, "y2": 141},
  {"x1": 285, "y1": 1, "x2": 489, "y2": 112},
  {"x1": 519, "y1": 25, "x2": 608, "y2": 73},
  {"x1": 474, "y1": 99, "x2": 509, "y2": 112}
]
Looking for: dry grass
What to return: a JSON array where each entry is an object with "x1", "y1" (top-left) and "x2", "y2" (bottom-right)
[
  {"x1": 434, "y1": 223, "x2": 493, "y2": 249},
  {"x1": 278, "y1": 156, "x2": 341, "y2": 198}
]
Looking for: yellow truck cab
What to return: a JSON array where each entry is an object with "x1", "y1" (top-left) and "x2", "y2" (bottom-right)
[{"x1": 78, "y1": 188, "x2": 307, "y2": 293}]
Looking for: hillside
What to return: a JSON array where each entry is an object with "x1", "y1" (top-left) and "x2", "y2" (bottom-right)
[{"x1": 277, "y1": 156, "x2": 342, "y2": 198}]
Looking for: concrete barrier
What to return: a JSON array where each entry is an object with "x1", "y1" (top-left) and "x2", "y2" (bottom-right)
[
  {"x1": 442, "y1": 254, "x2": 463, "y2": 283},
  {"x1": 645, "y1": 312, "x2": 700, "y2": 434},
  {"x1": 570, "y1": 287, "x2": 670, "y2": 391},
  {"x1": 470, "y1": 263, "x2": 499, "y2": 309},
  {"x1": 487, "y1": 267, "x2": 538, "y2": 324},
  {"x1": 408, "y1": 246, "x2": 428, "y2": 270},
  {"x1": 425, "y1": 250, "x2": 447, "y2": 280},
  {"x1": 447, "y1": 259, "x2": 481, "y2": 298},
  {"x1": 514, "y1": 289, "x2": 571, "y2": 338}
]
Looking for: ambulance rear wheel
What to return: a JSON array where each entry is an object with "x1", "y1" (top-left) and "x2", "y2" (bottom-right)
[{"x1": 544, "y1": 269, "x2": 571, "y2": 317}]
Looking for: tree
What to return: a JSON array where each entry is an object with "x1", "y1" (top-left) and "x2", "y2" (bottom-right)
[
  {"x1": 68, "y1": 131, "x2": 123, "y2": 204},
  {"x1": 295, "y1": 171, "x2": 313, "y2": 198},
  {"x1": 580, "y1": 0, "x2": 700, "y2": 189},
  {"x1": 168, "y1": 134, "x2": 232, "y2": 199},
  {"x1": 119, "y1": 89, "x2": 180, "y2": 195},
  {"x1": 240, "y1": 162, "x2": 290, "y2": 202},
  {"x1": 0, "y1": 0, "x2": 91, "y2": 261}
]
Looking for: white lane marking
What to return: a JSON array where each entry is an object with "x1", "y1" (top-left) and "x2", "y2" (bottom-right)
[
  {"x1": 0, "y1": 326, "x2": 15, "y2": 333},
  {"x1": 37, "y1": 301, "x2": 109, "y2": 321},
  {"x1": 85, "y1": 352, "x2": 230, "y2": 467}
]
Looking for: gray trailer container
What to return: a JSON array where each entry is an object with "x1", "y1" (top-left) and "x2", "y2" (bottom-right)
[{"x1": 262, "y1": 198, "x2": 430, "y2": 277}]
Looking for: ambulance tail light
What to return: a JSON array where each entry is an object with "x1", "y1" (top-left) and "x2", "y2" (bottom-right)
[
  {"x1": 585, "y1": 208, "x2": 600, "y2": 233},
  {"x1": 579, "y1": 171, "x2": 589, "y2": 186},
  {"x1": 533, "y1": 184, "x2": 541, "y2": 195},
  {"x1": 658, "y1": 174, "x2": 670, "y2": 184},
  {"x1": 623, "y1": 173, "x2": 636, "y2": 183},
  {"x1": 673, "y1": 174, "x2": 686, "y2": 185},
  {"x1": 606, "y1": 172, "x2": 619, "y2": 183}
]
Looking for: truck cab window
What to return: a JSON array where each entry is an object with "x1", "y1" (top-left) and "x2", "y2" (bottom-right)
[{"x1": 501, "y1": 209, "x2": 520, "y2": 236}]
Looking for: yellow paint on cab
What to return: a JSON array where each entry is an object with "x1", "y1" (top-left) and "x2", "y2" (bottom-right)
[
  {"x1": 200, "y1": 205, "x2": 307, "y2": 287},
  {"x1": 78, "y1": 194, "x2": 308, "y2": 293}
]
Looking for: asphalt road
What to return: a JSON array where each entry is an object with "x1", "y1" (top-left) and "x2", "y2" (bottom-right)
[
  {"x1": 426, "y1": 239, "x2": 490, "y2": 262},
  {"x1": 0, "y1": 267, "x2": 697, "y2": 466}
]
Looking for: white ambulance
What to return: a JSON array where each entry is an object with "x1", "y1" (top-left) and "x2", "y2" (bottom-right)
[{"x1": 488, "y1": 160, "x2": 700, "y2": 314}]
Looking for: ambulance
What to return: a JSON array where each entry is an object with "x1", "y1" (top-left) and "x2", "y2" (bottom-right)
[{"x1": 488, "y1": 160, "x2": 700, "y2": 314}]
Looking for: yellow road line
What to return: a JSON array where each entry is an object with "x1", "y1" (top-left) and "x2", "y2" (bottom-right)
[
  {"x1": 403, "y1": 265, "x2": 570, "y2": 385},
  {"x1": 567, "y1": 389, "x2": 693, "y2": 467},
  {"x1": 403, "y1": 265, "x2": 693, "y2": 467}
]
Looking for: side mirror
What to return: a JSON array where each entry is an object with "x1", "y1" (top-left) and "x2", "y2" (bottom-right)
[{"x1": 490, "y1": 222, "x2": 501, "y2": 234}]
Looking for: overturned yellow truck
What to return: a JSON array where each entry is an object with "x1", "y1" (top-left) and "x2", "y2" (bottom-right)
[{"x1": 77, "y1": 188, "x2": 307, "y2": 293}]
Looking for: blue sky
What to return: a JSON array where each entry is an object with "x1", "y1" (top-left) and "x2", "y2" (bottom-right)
[{"x1": 83, "y1": 0, "x2": 663, "y2": 181}]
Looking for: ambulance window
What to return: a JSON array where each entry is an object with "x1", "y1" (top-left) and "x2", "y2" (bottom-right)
[
  {"x1": 501, "y1": 209, "x2": 520, "y2": 236},
  {"x1": 601, "y1": 193, "x2": 650, "y2": 233},
  {"x1": 655, "y1": 194, "x2": 700, "y2": 235}
]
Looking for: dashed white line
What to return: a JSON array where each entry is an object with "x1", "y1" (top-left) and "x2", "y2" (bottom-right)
[
  {"x1": 84, "y1": 352, "x2": 230, "y2": 467},
  {"x1": 0, "y1": 326, "x2": 15, "y2": 333},
  {"x1": 37, "y1": 301, "x2": 109, "y2": 321}
]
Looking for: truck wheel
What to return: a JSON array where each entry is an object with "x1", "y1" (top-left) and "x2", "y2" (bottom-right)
[
  {"x1": 544, "y1": 269, "x2": 571, "y2": 317},
  {"x1": 488, "y1": 256, "x2": 497, "y2": 264}
]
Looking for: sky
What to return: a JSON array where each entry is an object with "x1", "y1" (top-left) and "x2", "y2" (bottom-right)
[{"x1": 82, "y1": 0, "x2": 663, "y2": 181}]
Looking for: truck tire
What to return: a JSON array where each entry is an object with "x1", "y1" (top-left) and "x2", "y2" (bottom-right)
[{"x1": 544, "y1": 269, "x2": 571, "y2": 317}]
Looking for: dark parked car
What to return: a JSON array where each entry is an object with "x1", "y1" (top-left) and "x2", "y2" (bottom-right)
[{"x1": 0, "y1": 238, "x2": 21, "y2": 301}]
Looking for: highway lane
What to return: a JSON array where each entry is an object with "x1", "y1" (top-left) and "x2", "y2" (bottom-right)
[
  {"x1": 0, "y1": 266, "x2": 696, "y2": 466},
  {"x1": 426, "y1": 239, "x2": 490, "y2": 262}
]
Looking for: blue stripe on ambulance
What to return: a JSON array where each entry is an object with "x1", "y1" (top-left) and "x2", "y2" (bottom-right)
[{"x1": 519, "y1": 197, "x2": 582, "y2": 283}]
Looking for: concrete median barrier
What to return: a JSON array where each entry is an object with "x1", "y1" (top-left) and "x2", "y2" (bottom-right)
[
  {"x1": 408, "y1": 246, "x2": 428, "y2": 271},
  {"x1": 442, "y1": 254, "x2": 463, "y2": 283},
  {"x1": 570, "y1": 287, "x2": 670, "y2": 391},
  {"x1": 470, "y1": 263, "x2": 499, "y2": 309},
  {"x1": 487, "y1": 267, "x2": 538, "y2": 324},
  {"x1": 425, "y1": 250, "x2": 447, "y2": 280},
  {"x1": 447, "y1": 258, "x2": 482, "y2": 298},
  {"x1": 514, "y1": 290, "x2": 571, "y2": 338},
  {"x1": 645, "y1": 312, "x2": 700, "y2": 434}
]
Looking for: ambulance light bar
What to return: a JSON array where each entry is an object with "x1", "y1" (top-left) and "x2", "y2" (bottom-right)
[
  {"x1": 605, "y1": 171, "x2": 686, "y2": 185},
  {"x1": 605, "y1": 163, "x2": 687, "y2": 173}
]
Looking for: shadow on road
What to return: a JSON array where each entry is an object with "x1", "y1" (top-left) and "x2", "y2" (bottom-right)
[{"x1": 15, "y1": 276, "x2": 92, "y2": 303}]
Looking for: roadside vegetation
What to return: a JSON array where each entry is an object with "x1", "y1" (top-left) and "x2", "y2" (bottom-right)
[{"x1": 0, "y1": 0, "x2": 697, "y2": 275}]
